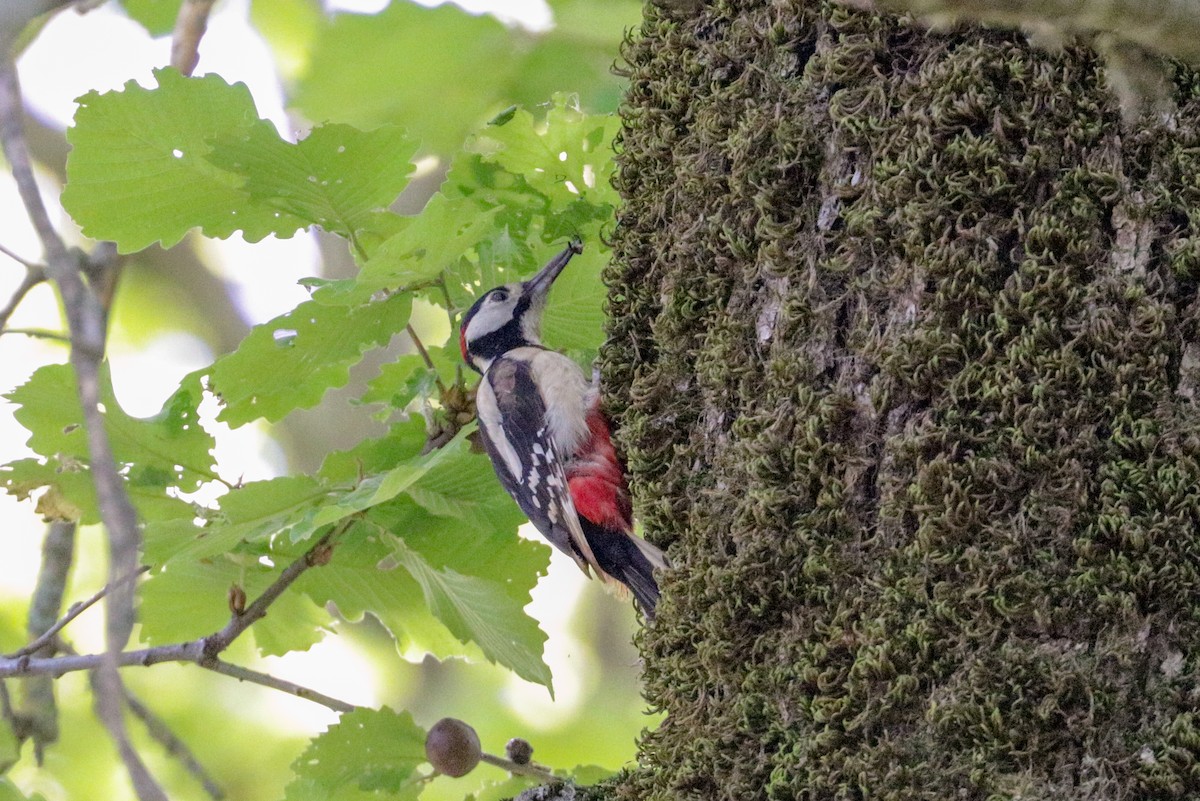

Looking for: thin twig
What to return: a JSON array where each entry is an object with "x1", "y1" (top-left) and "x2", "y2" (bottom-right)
[
  {"x1": 0, "y1": 327, "x2": 68, "y2": 341},
  {"x1": 434, "y1": 273, "x2": 457, "y2": 331},
  {"x1": 405, "y1": 324, "x2": 448, "y2": 395},
  {"x1": 0, "y1": 242, "x2": 38, "y2": 268},
  {"x1": 0, "y1": 253, "x2": 46, "y2": 333},
  {"x1": 170, "y1": 0, "x2": 217, "y2": 76},
  {"x1": 7, "y1": 565, "x2": 150, "y2": 660},
  {"x1": 122, "y1": 688, "x2": 225, "y2": 800},
  {"x1": 0, "y1": 529, "x2": 342, "y2": 682},
  {"x1": 479, "y1": 752, "x2": 557, "y2": 780},
  {"x1": 199, "y1": 528, "x2": 338, "y2": 661},
  {"x1": 204, "y1": 660, "x2": 355, "y2": 714},
  {"x1": 0, "y1": 53, "x2": 157, "y2": 801}
]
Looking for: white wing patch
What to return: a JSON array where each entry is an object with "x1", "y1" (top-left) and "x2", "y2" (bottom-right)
[{"x1": 476, "y1": 377, "x2": 522, "y2": 479}]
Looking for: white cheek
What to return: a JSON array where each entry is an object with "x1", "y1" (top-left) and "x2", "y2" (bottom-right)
[{"x1": 467, "y1": 302, "x2": 512, "y2": 339}]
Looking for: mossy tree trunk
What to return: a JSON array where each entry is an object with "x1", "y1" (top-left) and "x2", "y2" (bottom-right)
[{"x1": 602, "y1": 2, "x2": 1200, "y2": 798}]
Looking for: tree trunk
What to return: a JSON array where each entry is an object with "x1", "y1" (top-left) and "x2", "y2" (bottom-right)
[{"x1": 603, "y1": 2, "x2": 1200, "y2": 798}]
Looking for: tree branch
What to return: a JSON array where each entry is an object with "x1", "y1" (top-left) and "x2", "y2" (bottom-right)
[
  {"x1": 121, "y1": 686, "x2": 225, "y2": 800},
  {"x1": 0, "y1": 327, "x2": 67, "y2": 341},
  {"x1": 199, "y1": 530, "x2": 336, "y2": 661},
  {"x1": 406, "y1": 323, "x2": 448, "y2": 395},
  {"x1": 204, "y1": 660, "x2": 355, "y2": 714},
  {"x1": 170, "y1": 0, "x2": 216, "y2": 77},
  {"x1": 7, "y1": 565, "x2": 150, "y2": 660},
  {"x1": 0, "y1": 265, "x2": 46, "y2": 331},
  {"x1": 0, "y1": 530, "x2": 341, "y2": 681},
  {"x1": 15, "y1": 521, "x2": 75, "y2": 762},
  {"x1": 0, "y1": 50, "x2": 156, "y2": 800}
]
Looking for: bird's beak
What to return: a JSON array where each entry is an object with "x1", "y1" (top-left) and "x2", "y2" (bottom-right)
[{"x1": 523, "y1": 237, "x2": 583, "y2": 301}]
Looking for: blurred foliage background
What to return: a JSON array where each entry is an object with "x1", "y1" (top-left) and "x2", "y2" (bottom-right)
[{"x1": 0, "y1": 1, "x2": 658, "y2": 799}]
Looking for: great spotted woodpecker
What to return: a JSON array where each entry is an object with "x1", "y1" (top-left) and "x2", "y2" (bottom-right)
[{"x1": 459, "y1": 240, "x2": 667, "y2": 619}]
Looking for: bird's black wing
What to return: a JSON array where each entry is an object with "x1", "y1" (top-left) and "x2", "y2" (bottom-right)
[{"x1": 476, "y1": 356, "x2": 596, "y2": 573}]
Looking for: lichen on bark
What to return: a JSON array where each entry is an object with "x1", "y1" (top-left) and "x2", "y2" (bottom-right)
[{"x1": 602, "y1": 1, "x2": 1200, "y2": 798}]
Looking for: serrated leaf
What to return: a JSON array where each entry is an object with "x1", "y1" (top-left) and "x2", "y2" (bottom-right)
[
  {"x1": 384, "y1": 534, "x2": 551, "y2": 690},
  {"x1": 143, "y1": 475, "x2": 332, "y2": 565},
  {"x1": 298, "y1": 532, "x2": 470, "y2": 660},
  {"x1": 206, "y1": 121, "x2": 419, "y2": 244},
  {"x1": 368, "y1": 493, "x2": 543, "y2": 605},
  {"x1": 1, "y1": 455, "x2": 196, "y2": 527},
  {"x1": 295, "y1": 2, "x2": 517, "y2": 154},
  {"x1": 402, "y1": 444, "x2": 526, "y2": 529},
  {"x1": 320, "y1": 195, "x2": 501, "y2": 305},
  {"x1": 209, "y1": 294, "x2": 411, "y2": 426},
  {"x1": 317, "y1": 418, "x2": 426, "y2": 484},
  {"x1": 305, "y1": 428, "x2": 470, "y2": 530},
  {"x1": 289, "y1": 707, "x2": 425, "y2": 799},
  {"x1": 361, "y1": 346, "x2": 457, "y2": 412},
  {"x1": 466, "y1": 99, "x2": 620, "y2": 210},
  {"x1": 4, "y1": 365, "x2": 216, "y2": 493},
  {"x1": 64, "y1": 68, "x2": 303, "y2": 252},
  {"x1": 297, "y1": 505, "x2": 550, "y2": 685},
  {"x1": 138, "y1": 551, "x2": 328, "y2": 656}
]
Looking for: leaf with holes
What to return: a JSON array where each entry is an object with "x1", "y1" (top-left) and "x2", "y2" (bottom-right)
[
  {"x1": 206, "y1": 121, "x2": 419, "y2": 245},
  {"x1": 4, "y1": 365, "x2": 216, "y2": 493},
  {"x1": 64, "y1": 68, "x2": 304, "y2": 251},
  {"x1": 208, "y1": 294, "x2": 411, "y2": 426}
]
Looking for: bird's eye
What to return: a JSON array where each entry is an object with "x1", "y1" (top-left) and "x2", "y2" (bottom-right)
[{"x1": 488, "y1": 289, "x2": 509, "y2": 303}]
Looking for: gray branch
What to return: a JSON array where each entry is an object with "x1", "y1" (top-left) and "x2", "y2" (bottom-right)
[
  {"x1": 16, "y1": 521, "x2": 75, "y2": 762},
  {"x1": 0, "y1": 49, "x2": 159, "y2": 801}
]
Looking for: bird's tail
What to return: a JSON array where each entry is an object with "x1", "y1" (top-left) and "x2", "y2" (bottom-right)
[{"x1": 582, "y1": 520, "x2": 669, "y2": 620}]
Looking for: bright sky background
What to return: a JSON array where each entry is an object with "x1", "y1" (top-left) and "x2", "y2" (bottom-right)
[{"x1": 0, "y1": 0, "x2": 603, "y2": 744}]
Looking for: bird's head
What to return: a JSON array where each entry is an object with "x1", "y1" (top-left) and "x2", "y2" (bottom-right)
[{"x1": 459, "y1": 239, "x2": 582, "y2": 374}]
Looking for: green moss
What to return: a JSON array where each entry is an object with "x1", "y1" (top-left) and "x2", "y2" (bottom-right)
[{"x1": 605, "y1": 0, "x2": 1200, "y2": 798}]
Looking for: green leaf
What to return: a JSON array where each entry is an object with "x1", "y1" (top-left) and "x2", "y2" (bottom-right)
[
  {"x1": 298, "y1": 531, "x2": 469, "y2": 661},
  {"x1": 209, "y1": 294, "x2": 412, "y2": 426},
  {"x1": 138, "y1": 550, "x2": 329, "y2": 656},
  {"x1": 361, "y1": 346, "x2": 458, "y2": 413},
  {"x1": 383, "y1": 534, "x2": 552, "y2": 690},
  {"x1": 64, "y1": 69, "x2": 301, "y2": 252},
  {"x1": 297, "y1": 502, "x2": 550, "y2": 685},
  {"x1": 318, "y1": 195, "x2": 501, "y2": 305},
  {"x1": 317, "y1": 419, "x2": 426, "y2": 484},
  {"x1": 118, "y1": 0, "x2": 184, "y2": 35},
  {"x1": 466, "y1": 100, "x2": 621, "y2": 211},
  {"x1": 205, "y1": 121, "x2": 419, "y2": 244},
  {"x1": 143, "y1": 475, "x2": 332, "y2": 565},
  {"x1": 294, "y1": 2, "x2": 517, "y2": 154},
  {"x1": 4, "y1": 365, "x2": 216, "y2": 493},
  {"x1": 305, "y1": 428, "x2": 470, "y2": 530},
  {"x1": 288, "y1": 707, "x2": 425, "y2": 799}
]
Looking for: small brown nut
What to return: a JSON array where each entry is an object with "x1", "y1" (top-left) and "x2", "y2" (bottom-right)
[
  {"x1": 425, "y1": 718, "x2": 481, "y2": 778},
  {"x1": 505, "y1": 737, "x2": 533, "y2": 765}
]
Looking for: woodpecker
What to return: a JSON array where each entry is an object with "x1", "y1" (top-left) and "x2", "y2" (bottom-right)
[{"x1": 459, "y1": 239, "x2": 667, "y2": 619}]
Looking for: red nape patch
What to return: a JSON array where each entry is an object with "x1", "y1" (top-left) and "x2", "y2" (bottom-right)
[{"x1": 459, "y1": 328, "x2": 469, "y2": 363}]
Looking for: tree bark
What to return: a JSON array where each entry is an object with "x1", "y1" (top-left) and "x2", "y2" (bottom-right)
[{"x1": 604, "y1": 1, "x2": 1200, "y2": 798}]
